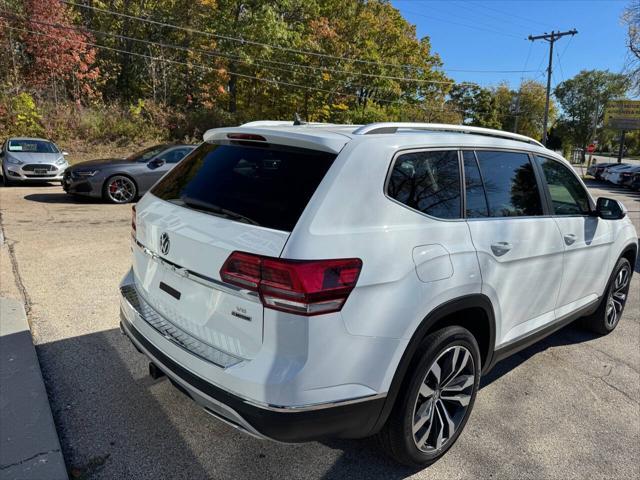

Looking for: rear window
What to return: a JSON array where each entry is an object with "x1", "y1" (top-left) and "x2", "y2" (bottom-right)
[{"x1": 151, "y1": 141, "x2": 336, "y2": 231}]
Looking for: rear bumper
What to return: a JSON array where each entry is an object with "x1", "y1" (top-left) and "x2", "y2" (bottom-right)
[{"x1": 119, "y1": 281, "x2": 386, "y2": 442}]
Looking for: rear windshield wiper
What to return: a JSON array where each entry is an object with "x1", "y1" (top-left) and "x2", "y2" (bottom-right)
[{"x1": 179, "y1": 195, "x2": 261, "y2": 226}]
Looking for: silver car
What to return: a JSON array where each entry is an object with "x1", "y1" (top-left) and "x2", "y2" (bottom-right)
[{"x1": 0, "y1": 137, "x2": 69, "y2": 186}]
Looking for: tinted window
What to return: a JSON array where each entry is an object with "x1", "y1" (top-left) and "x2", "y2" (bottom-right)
[
  {"x1": 536, "y1": 156, "x2": 590, "y2": 215},
  {"x1": 8, "y1": 139, "x2": 58, "y2": 153},
  {"x1": 462, "y1": 151, "x2": 489, "y2": 218},
  {"x1": 151, "y1": 142, "x2": 335, "y2": 231},
  {"x1": 159, "y1": 147, "x2": 192, "y2": 163},
  {"x1": 127, "y1": 145, "x2": 168, "y2": 162},
  {"x1": 387, "y1": 150, "x2": 461, "y2": 219},
  {"x1": 475, "y1": 151, "x2": 543, "y2": 217}
]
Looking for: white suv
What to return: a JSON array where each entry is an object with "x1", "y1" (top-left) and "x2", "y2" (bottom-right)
[{"x1": 119, "y1": 122, "x2": 637, "y2": 467}]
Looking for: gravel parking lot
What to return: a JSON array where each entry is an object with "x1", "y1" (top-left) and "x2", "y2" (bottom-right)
[{"x1": 0, "y1": 180, "x2": 638, "y2": 480}]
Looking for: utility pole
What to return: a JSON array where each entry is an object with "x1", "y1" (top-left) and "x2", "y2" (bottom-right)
[{"x1": 528, "y1": 29, "x2": 577, "y2": 146}]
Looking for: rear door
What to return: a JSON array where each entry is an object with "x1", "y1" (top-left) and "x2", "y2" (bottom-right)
[
  {"x1": 133, "y1": 140, "x2": 336, "y2": 360},
  {"x1": 463, "y1": 150, "x2": 565, "y2": 346},
  {"x1": 533, "y1": 155, "x2": 613, "y2": 316}
]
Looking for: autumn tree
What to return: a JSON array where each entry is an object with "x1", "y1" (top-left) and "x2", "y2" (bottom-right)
[{"x1": 22, "y1": 0, "x2": 100, "y2": 103}]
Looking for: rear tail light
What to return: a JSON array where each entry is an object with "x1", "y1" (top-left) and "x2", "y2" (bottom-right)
[
  {"x1": 220, "y1": 252, "x2": 362, "y2": 316},
  {"x1": 131, "y1": 205, "x2": 137, "y2": 238}
]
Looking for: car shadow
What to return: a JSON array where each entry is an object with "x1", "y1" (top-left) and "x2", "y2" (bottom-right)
[
  {"x1": 39, "y1": 314, "x2": 620, "y2": 480},
  {"x1": 23, "y1": 193, "x2": 103, "y2": 204}
]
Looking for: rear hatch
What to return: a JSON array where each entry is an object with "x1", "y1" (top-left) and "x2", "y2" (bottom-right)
[{"x1": 132, "y1": 137, "x2": 337, "y2": 360}]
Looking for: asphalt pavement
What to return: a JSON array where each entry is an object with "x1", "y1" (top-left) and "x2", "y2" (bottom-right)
[{"x1": 0, "y1": 181, "x2": 638, "y2": 480}]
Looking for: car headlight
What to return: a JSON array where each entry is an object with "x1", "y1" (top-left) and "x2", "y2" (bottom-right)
[
  {"x1": 5, "y1": 156, "x2": 23, "y2": 165},
  {"x1": 74, "y1": 170, "x2": 98, "y2": 177},
  {"x1": 55, "y1": 157, "x2": 67, "y2": 166}
]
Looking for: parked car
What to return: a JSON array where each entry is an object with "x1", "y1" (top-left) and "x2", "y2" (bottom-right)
[
  {"x1": 0, "y1": 137, "x2": 69, "y2": 186},
  {"x1": 629, "y1": 172, "x2": 640, "y2": 191},
  {"x1": 604, "y1": 164, "x2": 638, "y2": 185},
  {"x1": 587, "y1": 161, "x2": 614, "y2": 177},
  {"x1": 592, "y1": 162, "x2": 621, "y2": 180},
  {"x1": 601, "y1": 163, "x2": 630, "y2": 183},
  {"x1": 119, "y1": 121, "x2": 637, "y2": 467},
  {"x1": 63, "y1": 144, "x2": 195, "y2": 203},
  {"x1": 617, "y1": 166, "x2": 640, "y2": 187}
]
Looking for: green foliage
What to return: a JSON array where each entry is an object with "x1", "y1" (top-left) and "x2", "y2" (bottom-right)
[
  {"x1": 5, "y1": 92, "x2": 45, "y2": 137},
  {"x1": 554, "y1": 70, "x2": 630, "y2": 152}
]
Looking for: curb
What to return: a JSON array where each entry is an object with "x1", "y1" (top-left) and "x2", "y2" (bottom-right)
[{"x1": 0, "y1": 298, "x2": 68, "y2": 480}]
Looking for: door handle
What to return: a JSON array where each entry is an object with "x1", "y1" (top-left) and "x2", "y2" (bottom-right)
[
  {"x1": 490, "y1": 242, "x2": 512, "y2": 257},
  {"x1": 564, "y1": 233, "x2": 577, "y2": 245}
]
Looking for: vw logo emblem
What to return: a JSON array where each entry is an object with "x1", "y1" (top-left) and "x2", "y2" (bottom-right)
[{"x1": 160, "y1": 232, "x2": 170, "y2": 256}]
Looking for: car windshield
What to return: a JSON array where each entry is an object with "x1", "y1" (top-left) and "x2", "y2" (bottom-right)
[
  {"x1": 8, "y1": 139, "x2": 59, "y2": 153},
  {"x1": 126, "y1": 145, "x2": 168, "y2": 162}
]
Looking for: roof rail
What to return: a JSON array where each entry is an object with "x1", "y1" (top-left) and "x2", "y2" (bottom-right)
[{"x1": 352, "y1": 122, "x2": 544, "y2": 147}]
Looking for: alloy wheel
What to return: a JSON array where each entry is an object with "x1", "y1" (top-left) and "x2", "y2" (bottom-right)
[
  {"x1": 605, "y1": 264, "x2": 630, "y2": 329},
  {"x1": 106, "y1": 176, "x2": 135, "y2": 203},
  {"x1": 412, "y1": 345, "x2": 475, "y2": 453}
]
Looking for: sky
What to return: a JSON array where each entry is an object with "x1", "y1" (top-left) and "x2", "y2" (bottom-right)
[{"x1": 391, "y1": 0, "x2": 631, "y2": 90}]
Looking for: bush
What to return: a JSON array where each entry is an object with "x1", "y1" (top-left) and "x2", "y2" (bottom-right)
[{"x1": 0, "y1": 92, "x2": 46, "y2": 137}]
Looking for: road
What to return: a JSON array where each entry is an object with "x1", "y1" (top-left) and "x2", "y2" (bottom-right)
[{"x1": 0, "y1": 181, "x2": 638, "y2": 480}]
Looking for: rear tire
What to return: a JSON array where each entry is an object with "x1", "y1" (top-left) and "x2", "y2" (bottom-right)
[
  {"x1": 378, "y1": 326, "x2": 481, "y2": 467},
  {"x1": 582, "y1": 257, "x2": 632, "y2": 335}
]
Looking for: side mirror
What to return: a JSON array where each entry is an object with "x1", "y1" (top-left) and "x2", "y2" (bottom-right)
[
  {"x1": 62, "y1": 151, "x2": 69, "y2": 156},
  {"x1": 148, "y1": 158, "x2": 165, "y2": 168},
  {"x1": 594, "y1": 197, "x2": 627, "y2": 220}
]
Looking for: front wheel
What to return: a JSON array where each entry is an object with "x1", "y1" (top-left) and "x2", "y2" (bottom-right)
[
  {"x1": 582, "y1": 257, "x2": 632, "y2": 335},
  {"x1": 378, "y1": 326, "x2": 481, "y2": 467},
  {"x1": 103, "y1": 175, "x2": 137, "y2": 203}
]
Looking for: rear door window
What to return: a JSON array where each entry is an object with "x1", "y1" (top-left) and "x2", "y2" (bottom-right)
[
  {"x1": 462, "y1": 151, "x2": 490, "y2": 218},
  {"x1": 151, "y1": 141, "x2": 336, "y2": 232},
  {"x1": 475, "y1": 150, "x2": 543, "y2": 217},
  {"x1": 386, "y1": 150, "x2": 461, "y2": 219}
]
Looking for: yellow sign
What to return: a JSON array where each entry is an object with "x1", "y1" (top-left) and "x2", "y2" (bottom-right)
[{"x1": 605, "y1": 99, "x2": 640, "y2": 130}]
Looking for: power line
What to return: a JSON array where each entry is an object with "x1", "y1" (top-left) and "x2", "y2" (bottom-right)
[
  {"x1": 528, "y1": 29, "x2": 578, "y2": 145},
  {"x1": 400, "y1": 7, "x2": 523, "y2": 39},
  {"x1": 59, "y1": 0, "x2": 442, "y2": 72},
  {"x1": 59, "y1": 1, "x2": 538, "y2": 75},
  {"x1": 7, "y1": 24, "x2": 471, "y2": 114},
  {"x1": 0, "y1": 11, "x2": 487, "y2": 86}
]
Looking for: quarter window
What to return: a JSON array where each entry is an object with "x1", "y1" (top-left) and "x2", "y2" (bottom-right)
[
  {"x1": 387, "y1": 150, "x2": 461, "y2": 219},
  {"x1": 536, "y1": 156, "x2": 590, "y2": 215},
  {"x1": 475, "y1": 151, "x2": 543, "y2": 217}
]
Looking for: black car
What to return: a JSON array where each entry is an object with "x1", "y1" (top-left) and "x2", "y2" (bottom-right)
[
  {"x1": 630, "y1": 172, "x2": 640, "y2": 191},
  {"x1": 63, "y1": 144, "x2": 195, "y2": 203}
]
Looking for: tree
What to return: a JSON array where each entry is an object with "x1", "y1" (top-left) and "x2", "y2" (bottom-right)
[
  {"x1": 554, "y1": 70, "x2": 629, "y2": 157},
  {"x1": 22, "y1": 0, "x2": 100, "y2": 103},
  {"x1": 622, "y1": 0, "x2": 640, "y2": 95},
  {"x1": 447, "y1": 83, "x2": 500, "y2": 128},
  {"x1": 495, "y1": 80, "x2": 557, "y2": 140}
]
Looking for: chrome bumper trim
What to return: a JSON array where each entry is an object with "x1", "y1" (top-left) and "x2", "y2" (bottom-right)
[
  {"x1": 133, "y1": 239, "x2": 259, "y2": 302},
  {"x1": 120, "y1": 284, "x2": 244, "y2": 368},
  {"x1": 120, "y1": 272, "x2": 388, "y2": 413}
]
